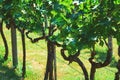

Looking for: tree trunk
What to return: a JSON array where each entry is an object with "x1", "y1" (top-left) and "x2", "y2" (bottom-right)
[
  {"x1": 108, "y1": 36, "x2": 113, "y2": 54},
  {"x1": 20, "y1": 29, "x2": 26, "y2": 78},
  {"x1": 118, "y1": 46, "x2": 120, "y2": 57},
  {"x1": 44, "y1": 15, "x2": 57, "y2": 80},
  {"x1": 54, "y1": 47, "x2": 57, "y2": 80},
  {"x1": 89, "y1": 38, "x2": 113, "y2": 80},
  {"x1": 90, "y1": 65, "x2": 96, "y2": 80},
  {"x1": 114, "y1": 46, "x2": 120, "y2": 80},
  {"x1": 74, "y1": 58, "x2": 89, "y2": 80},
  {"x1": 0, "y1": 19, "x2": 9, "y2": 61},
  {"x1": 10, "y1": 19, "x2": 18, "y2": 68},
  {"x1": 44, "y1": 41, "x2": 55, "y2": 80},
  {"x1": 114, "y1": 60, "x2": 120, "y2": 80},
  {"x1": 61, "y1": 49, "x2": 89, "y2": 80}
]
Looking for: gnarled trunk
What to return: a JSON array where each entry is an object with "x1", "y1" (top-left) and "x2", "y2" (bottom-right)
[
  {"x1": 0, "y1": 19, "x2": 9, "y2": 61},
  {"x1": 61, "y1": 49, "x2": 89, "y2": 80},
  {"x1": 89, "y1": 38, "x2": 113, "y2": 80}
]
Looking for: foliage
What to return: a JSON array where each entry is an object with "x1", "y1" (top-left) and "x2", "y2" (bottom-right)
[{"x1": 1, "y1": 0, "x2": 120, "y2": 80}]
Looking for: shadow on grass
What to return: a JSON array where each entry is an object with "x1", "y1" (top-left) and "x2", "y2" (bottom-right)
[{"x1": 0, "y1": 59, "x2": 22, "y2": 80}]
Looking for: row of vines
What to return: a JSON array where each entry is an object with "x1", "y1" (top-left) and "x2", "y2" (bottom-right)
[{"x1": 0, "y1": 0, "x2": 120, "y2": 80}]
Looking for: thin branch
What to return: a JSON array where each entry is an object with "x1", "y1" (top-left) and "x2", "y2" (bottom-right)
[{"x1": 26, "y1": 31, "x2": 47, "y2": 43}]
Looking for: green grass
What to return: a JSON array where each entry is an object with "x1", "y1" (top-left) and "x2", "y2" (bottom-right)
[
  {"x1": 0, "y1": 28, "x2": 118, "y2": 80},
  {"x1": 95, "y1": 67, "x2": 117, "y2": 80}
]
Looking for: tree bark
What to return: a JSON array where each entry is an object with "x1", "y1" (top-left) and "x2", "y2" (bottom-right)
[
  {"x1": 44, "y1": 15, "x2": 57, "y2": 80},
  {"x1": 118, "y1": 46, "x2": 120, "y2": 57},
  {"x1": 74, "y1": 58, "x2": 89, "y2": 80},
  {"x1": 90, "y1": 66, "x2": 96, "y2": 80},
  {"x1": 54, "y1": 46, "x2": 57, "y2": 80},
  {"x1": 114, "y1": 46, "x2": 120, "y2": 80},
  {"x1": 10, "y1": 19, "x2": 18, "y2": 68},
  {"x1": 108, "y1": 36, "x2": 113, "y2": 54},
  {"x1": 0, "y1": 19, "x2": 9, "y2": 61},
  {"x1": 20, "y1": 29, "x2": 26, "y2": 78},
  {"x1": 61, "y1": 49, "x2": 89, "y2": 80},
  {"x1": 114, "y1": 60, "x2": 120, "y2": 80},
  {"x1": 44, "y1": 41, "x2": 55, "y2": 80}
]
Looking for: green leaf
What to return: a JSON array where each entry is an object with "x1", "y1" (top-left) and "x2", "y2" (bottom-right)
[{"x1": 99, "y1": 40, "x2": 104, "y2": 46}]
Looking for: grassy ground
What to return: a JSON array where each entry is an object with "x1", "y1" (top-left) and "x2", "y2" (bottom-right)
[{"x1": 0, "y1": 27, "x2": 118, "y2": 80}]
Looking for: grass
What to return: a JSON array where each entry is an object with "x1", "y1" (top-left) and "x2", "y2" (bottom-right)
[{"x1": 0, "y1": 27, "x2": 119, "y2": 80}]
